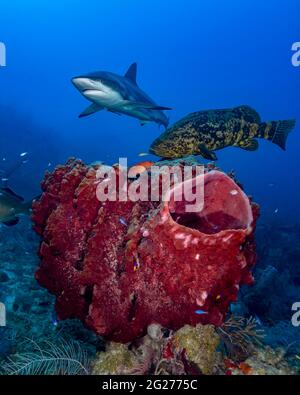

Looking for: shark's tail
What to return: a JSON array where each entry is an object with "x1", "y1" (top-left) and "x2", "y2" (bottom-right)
[{"x1": 259, "y1": 120, "x2": 296, "y2": 150}]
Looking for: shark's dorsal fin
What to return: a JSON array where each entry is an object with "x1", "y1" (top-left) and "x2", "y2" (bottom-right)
[
  {"x1": 1, "y1": 187, "x2": 24, "y2": 201},
  {"x1": 125, "y1": 63, "x2": 138, "y2": 85}
]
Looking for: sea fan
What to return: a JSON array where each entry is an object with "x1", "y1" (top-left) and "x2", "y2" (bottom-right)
[
  {"x1": 217, "y1": 315, "x2": 265, "y2": 360},
  {"x1": 0, "y1": 338, "x2": 91, "y2": 375}
]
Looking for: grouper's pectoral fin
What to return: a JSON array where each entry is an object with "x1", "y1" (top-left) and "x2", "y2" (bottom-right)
[
  {"x1": 198, "y1": 144, "x2": 217, "y2": 160},
  {"x1": 237, "y1": 139, "x2": 259, "y2": 151},
  {"x1": 79, "y1": 103, "x2": 104, "y2": 118}
]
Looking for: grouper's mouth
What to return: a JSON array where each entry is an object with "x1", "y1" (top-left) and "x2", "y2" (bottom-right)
[{"x1": 149, "y1": 141, "x2": 171, "y2": 158}]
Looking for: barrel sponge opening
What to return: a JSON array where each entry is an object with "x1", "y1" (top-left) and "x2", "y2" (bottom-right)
[{"x1": 168, "y1": 170, "x2": 253, "y2": 235}]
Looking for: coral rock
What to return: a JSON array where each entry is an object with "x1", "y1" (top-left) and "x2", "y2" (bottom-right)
[
  {"x1": 231, "y1": 346, "x2": 297, "y2": 375},
  {"x1": 32, "y1": 158, "x2": 259, "y2": 343},
  {"x1": 92, "y1": 342, "x2": 135, "y2": 375},
  {"x1": 173, "y1": 324, "x2": 220, "y2": 375}
]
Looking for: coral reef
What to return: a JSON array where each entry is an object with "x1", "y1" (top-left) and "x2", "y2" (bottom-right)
[
  {"x1": 91, "y1": 323, "x2": 220, "y2": 375},
  {"x1": 229, "y1": 346, "x2": 297, "y2": 375},
  {"x1": 92, "y1": 342, "x2": 135, "y2": 375},
  {"x1": 217, "y1": 315, "x2": 265, "y2": 360},
  {"x1": 243, "y1": 221, "x2": 300, "y2": 321},
  {"x1": 1, "y1": 338, "x2": 91, "y2": 375},
  {"x1": 32, "y1": 158, "x2": 259, "y2": 342},
  {"x1": 0, "y1": 217, "x2": 100, "y2": 370},
  {"x1": 90, "y1": 321, "x2": 297, "y2": 376},
  {"x1": 172, "y1": 324, "x2": 220, "y2": 375},
  {"x1": 240, "y1": 220, "x2": 300, "y2": 356},
  {"x1": 0, "y1": 214, "x2": 298, "y2": 375}
]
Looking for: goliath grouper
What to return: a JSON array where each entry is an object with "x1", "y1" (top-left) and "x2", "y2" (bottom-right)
[{"x1": 150, "y1": 105, "x2": 296, "y2": 160}]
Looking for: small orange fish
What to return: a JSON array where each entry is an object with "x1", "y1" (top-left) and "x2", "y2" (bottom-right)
[
  {"x1": 238, "y1": 362, "x2": 252, "y2": 375},
  {"x1": 134, "y1": 161, "x2": 154, "y2": 168},
  {"x1": 128, "y1": 161, "x2": 154, "y2": 179}
]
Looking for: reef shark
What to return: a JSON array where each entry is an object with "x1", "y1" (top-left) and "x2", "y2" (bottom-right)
[{"x1": 71, "y1": 63, "x2": 171, "y2": 128}]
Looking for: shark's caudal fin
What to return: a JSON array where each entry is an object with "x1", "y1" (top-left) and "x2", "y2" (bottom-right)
[
  {"x1": 125, "y1": 62, "x2": 138, "y2": 85},
  {"x1": 266, "y1": 119, "x2": 296, "y2": 150}
]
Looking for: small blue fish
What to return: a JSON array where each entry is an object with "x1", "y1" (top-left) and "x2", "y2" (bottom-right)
[
  {"x1": 255, "y1": 315, "x2": 262, "y2": 326},
  {"x1": 195, "y1": 309, "x2": 208, "y2": 315},
  {"x1": 51, "y1": 312, "x2": 58, "y2": 327},
  {"x1": 119, "y1": 217, "x2": 128, "y2": 226}
]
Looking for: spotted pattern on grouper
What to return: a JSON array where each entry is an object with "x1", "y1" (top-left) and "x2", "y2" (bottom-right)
[{"x1": 150, "y1": 105, "x2": 296, "y2": 160}]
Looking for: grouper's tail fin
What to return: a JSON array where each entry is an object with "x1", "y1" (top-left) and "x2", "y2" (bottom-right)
[
  {"x1": 261, "y1": 119, "x2": 296, "y2": 151},
  {"x1": 272, "y1": 120, "x2": 296, "y2": 150}
]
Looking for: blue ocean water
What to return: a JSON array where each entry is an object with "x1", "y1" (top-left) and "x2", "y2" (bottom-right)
[
  {"x1": 0, "y1": 0, "x2": 299, "y2": 221},
  {"x1": 0, "y1": 0, "x2": 299, "y2": 375}
]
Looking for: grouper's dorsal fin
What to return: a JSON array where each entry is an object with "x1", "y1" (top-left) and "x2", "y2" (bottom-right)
[
  {"x1": 125, "y1": 63, "x2": 137, "y2": 85},
  {"x1": 237, "y1": 105, "x2": 261, "y2": 124},
  {"x1": 1, "y1": 187, "x2": 24, "y2": 201}
]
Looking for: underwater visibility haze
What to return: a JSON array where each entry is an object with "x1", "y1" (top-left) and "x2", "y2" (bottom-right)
[{"x1": 0, "y1": 0, "x2": 300, "y2": 377}]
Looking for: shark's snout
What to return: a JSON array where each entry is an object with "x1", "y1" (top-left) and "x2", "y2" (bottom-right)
[{"x1": 72, "y1": 77, "x2": 101, "y2": 92}]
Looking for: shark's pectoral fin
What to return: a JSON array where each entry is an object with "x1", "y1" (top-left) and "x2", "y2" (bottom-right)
[
  {"x1": 198, "y1": 144, "x2": 218, "y2": 160},
  {"x1": 140, "y1": 120, "x2": 150, "y2": 126},
  {"x1": 3, "y1": 217, "x2": 19, "y2": 226},
  {"x1": 79, "y1": 103, "x2": 104, "y2": 118},
  {"x1": 122, "y1": 100, "x2": 172, "y2": 111},
  {"x1": 108, "y1": 109, "x2": 122, "y2": 116},
  {"x1": 125, "y1": 63, "x2": 138, "y2": 85},
  {"x1": 237, "y1": 139, "x2": 259, "y2": 151},
  {"x1": 150, "y1": 105, "x2": 172, "y2": 111}
]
